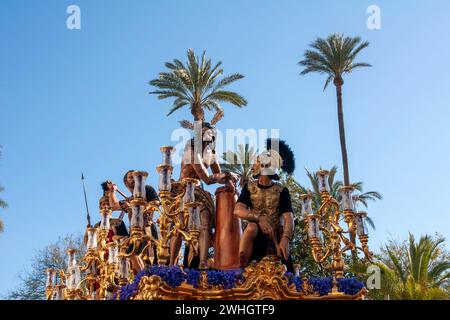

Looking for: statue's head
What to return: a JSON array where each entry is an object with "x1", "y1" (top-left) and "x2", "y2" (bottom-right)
[
  {"x1": 99, "y1": 182, "x2": 111, "y2": 210},
  {"x1": 252, "y1": 139, "x2": 296, "y2": 181},
  {"x1": 200, "y1": 122, "x2": 216, "y2": 145},
  {"x1": 252, "y1": 149, "x2": 282, "y2": 180},
  {"x1": 123, "y1": 170, "x2": 136, "y2": 193}
]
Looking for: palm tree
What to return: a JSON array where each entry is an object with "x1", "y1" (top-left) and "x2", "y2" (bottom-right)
[
  {"x1": 376, "y1": 233, "x2": 450, "y2": 300},
  {"x1": 0, "y1": 145, "x2": 7, "y2": 233},
  {"x1": 220, "y1": 144, "x2": 257, "y2": 188},
  {"x1": 149, "y1": 49, "x2": 247, "y2": 122},
  {"x1": 299, "y1": 34, "x2": 371, "y2": 186},
  {"x1": 282, "y1": 166, "x2": 382, "y2": 229}
]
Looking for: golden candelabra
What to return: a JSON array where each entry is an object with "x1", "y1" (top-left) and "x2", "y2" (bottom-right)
[
  {"x1": 300, "y1": 169, "x2": 374, "y2": 295},
  {"x1": 44, "y1": 146, "x2": 203, "y2": 300},
  {"x1": 43, "y1": 162, "x2": 370, "y2": 300}
]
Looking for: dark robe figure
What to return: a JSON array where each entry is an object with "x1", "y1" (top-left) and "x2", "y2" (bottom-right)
[{"x1": 234, "y1": 139, "x2": 296, "y2": 273}]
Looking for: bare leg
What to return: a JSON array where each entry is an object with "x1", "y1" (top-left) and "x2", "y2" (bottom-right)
[
  {"x1": 239, "y1": 222, "x2": 258, "y2": 264},
  {"x1": 130, "y1": 255, "x2": 145, "y2": 273},
  {"x1": 199, "y1": 208, "x2": 211, "y2": 269},
  {"x1": 169, "y1": 234, "x2": 183, "y2": 266}
]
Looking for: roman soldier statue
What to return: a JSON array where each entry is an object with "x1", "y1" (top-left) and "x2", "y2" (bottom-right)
[
  {"x1": 234, "y1": 139, "x2": 296, "y2": 272},
  {"x1": 170, "y1": 118, "x2": 238, "y2": 269}
]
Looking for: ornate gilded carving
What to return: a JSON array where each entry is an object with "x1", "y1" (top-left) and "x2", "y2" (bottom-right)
[{"x1": 130, "y1": 257, "x2": 366, "y2": 300}]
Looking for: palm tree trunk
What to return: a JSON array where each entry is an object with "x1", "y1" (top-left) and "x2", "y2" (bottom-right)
[
  {"x1": 191, "y1": 102, "x2": 204, "y2": 121},
  {"x1": 335, "y1": 84, "x2": 350, "y2": 186}
]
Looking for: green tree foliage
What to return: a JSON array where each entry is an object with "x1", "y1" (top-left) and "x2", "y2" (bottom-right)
[
  {"x1": 6, "y1": 234, "x2": 85, "y2": 300},
  {"x1": 374, "y1": 233, "x2": 450, "y2": 300},
  {"x1": 299, "y1": 34, "x2": 371, "y2": 186},
  {"x1": 220, "y1": 144, "x2": 257, "y2": 188},
  {"x1": 149, "y1": 49, "x2": 247, "y2": 121}
]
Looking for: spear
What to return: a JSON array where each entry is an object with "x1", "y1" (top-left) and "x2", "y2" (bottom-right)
[{"x1": 81, "y1": 173, "x2": 91, "y2": 227}]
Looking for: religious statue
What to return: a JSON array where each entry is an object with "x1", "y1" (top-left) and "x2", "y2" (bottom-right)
[
  {"x1": 170, "y1": 119, "x2": 238, "y2": 269},
  {"x1": 234, "y1": 139, "x2": 296, "y2": 272}
]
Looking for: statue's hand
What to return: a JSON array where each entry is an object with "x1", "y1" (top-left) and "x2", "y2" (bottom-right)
[
  {"x1": 258, "y1": 216, "x2": 275, "y2": 240},
  {"x1": 228, "y1": 172, "x2": 239, "y2": 184},
  {"x1": 107, "y1": 181, "x2": 118, "y2": 192},
  {"x1": 213, "y1": 172, "x2": 238, "y2": 185}
]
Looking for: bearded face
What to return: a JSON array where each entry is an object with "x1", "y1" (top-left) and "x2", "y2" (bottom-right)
[
  {"x1": 201, "y1": 127, "x2": 216, "y2": 163},
  {"x1": 125, "y1": 172, "x2": 135, "y2": 193},
  {"x1": 202, "y1": 128, "x2": 216, "y2": 143}
]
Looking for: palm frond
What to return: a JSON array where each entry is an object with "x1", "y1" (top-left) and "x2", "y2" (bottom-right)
[
  {"x1": 0, "y1": 199, "x2": 7, "y2": 209},
  {"x1": 365, "y1": 216, "x2": 376, "y2": 230},
  {"x1": 149, "y1": 49, "x2": 246, "y2": 122},
  {"x1": 299, "y1": 34, "x2": 371, "y2": 89}
]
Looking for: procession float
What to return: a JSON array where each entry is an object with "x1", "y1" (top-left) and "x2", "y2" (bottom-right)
[{"x1": 44, "y1": 51, "x2": 374, "y2": 301}]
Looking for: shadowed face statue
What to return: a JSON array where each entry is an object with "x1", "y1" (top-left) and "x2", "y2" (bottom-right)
[{"x1": 252, "y1": 150, "x2": 282, "y2": 177}]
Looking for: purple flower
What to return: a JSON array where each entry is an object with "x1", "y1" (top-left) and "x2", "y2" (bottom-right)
[
  {"x1": 337, "y1": 278, "x2": 364, "y2": 296},
  {"x1": 284, "y1": 272, "x2": 303, "y2": 291},
  {"x1": 185, "y1": 268, "x2": 201, "y2": 288},
  {"x1": 206, "y1": 269, "x2": 244, "y2": 290},
  {"x1": 309, "y1": 277, "x2": 333, "y2": 296}
]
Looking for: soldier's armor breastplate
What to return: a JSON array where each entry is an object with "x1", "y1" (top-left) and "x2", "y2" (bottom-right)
[{"x1": 247, "y1": 180, "x2": 283, "y2": 229}]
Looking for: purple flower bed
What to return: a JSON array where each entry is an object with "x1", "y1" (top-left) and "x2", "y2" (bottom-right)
[
  {"x1": 114, "y1": 266, "x2": 364, "y2": 300},
  {"x1": 284, "y1": 272, "x2": 303, "y2": 291},
  {"x1": 117, "y1": 266, "x2": 244, "y2": 300},
  {"x1": 337, "y1": 278, "x2": 365, "y2": 296},
  {"x1": 309, "y1": 276, "x2": 333, "y2": 295},
  {"x1": 308, "y1": 277, "x2": 365, "y2": 296},
  {"x1": 206, "y1": 269, "x2": 244, "y2": 290}
]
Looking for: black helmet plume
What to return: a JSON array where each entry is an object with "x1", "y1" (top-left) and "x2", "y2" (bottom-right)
[{"x1": 266, "y1": 138, "x2": 296, "y2": 175}]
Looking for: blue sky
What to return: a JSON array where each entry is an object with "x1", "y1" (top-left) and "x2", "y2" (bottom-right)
[{"x1": 1, "y1": 0, "x2": 450, "y2": 296}]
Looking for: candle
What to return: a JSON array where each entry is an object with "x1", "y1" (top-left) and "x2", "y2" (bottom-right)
[
  {"x1": 300, "y1": 194, "x2": 313, "y2": 216},
  {"x1": 130, "y1": 203, "x2": 144, "y2": 229},
  {"x1": 100, "y1": 209, "x2": 111, "y2": 230},
  {"x1": 45, "y1": 269, "x2": 56, "y2": 288},
  {"x1": 132, "y1": 171, "x2": 148, "y2": 199},
  {"x1": 316, "y1": 170, "x2": 329, "y2": 193},
  {"x1": 66, "y1": 249, "x2": 78, "y2": 269},
  {"x1": 183, "y1": 178, "x2": 197, "y2": 203},
  {"x1": 86, "y1": 228, "x2": 98, "y2": 250},
  {"x1": 355, "y1": 211, "x2": 369, "y2": 236},
  {"x1": 339, "y1": 186, "x2": 355, "y2": 211},
  {"x1": 118, "y1": 256, "x2": 130, "y2": 280},
  {"x1": 160, "y1": 146, "x2": 174, "y2": 166},
  {"x1": 307, "y1": 215, "x2": 320, "y2": 239},
  {"x1": 107, "y1": 242, "x2": 119, "y2": 265},
  {"x1": 157, "y1": 165, "x2": 172, "y2": 192},
  {"x1": 66, "y1": 266, "x2": 80, "y2": 290}
]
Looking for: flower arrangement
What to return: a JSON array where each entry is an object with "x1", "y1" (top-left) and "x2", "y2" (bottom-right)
[
  {"x1": 115, "y1": 265, "x2": 364, "y2": 300},
  {"x1": 309, "y1": 277, "x2": 333, "y2": 296},
  {"x1": 117, "y1": 266, "x2": 244, "y2": 300},
  {"x1": 337, "y1": 278, "x2": 365, "y2": 296},
  {"x1": 206, "y1": 269, "x2": 244, "y2": 290},
  {"x1": 284, "y1": 272, "x2": 303, "y2": 291},
  {"x1": 308, "y1": 277, "x2": 365, "y2": 296}
]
